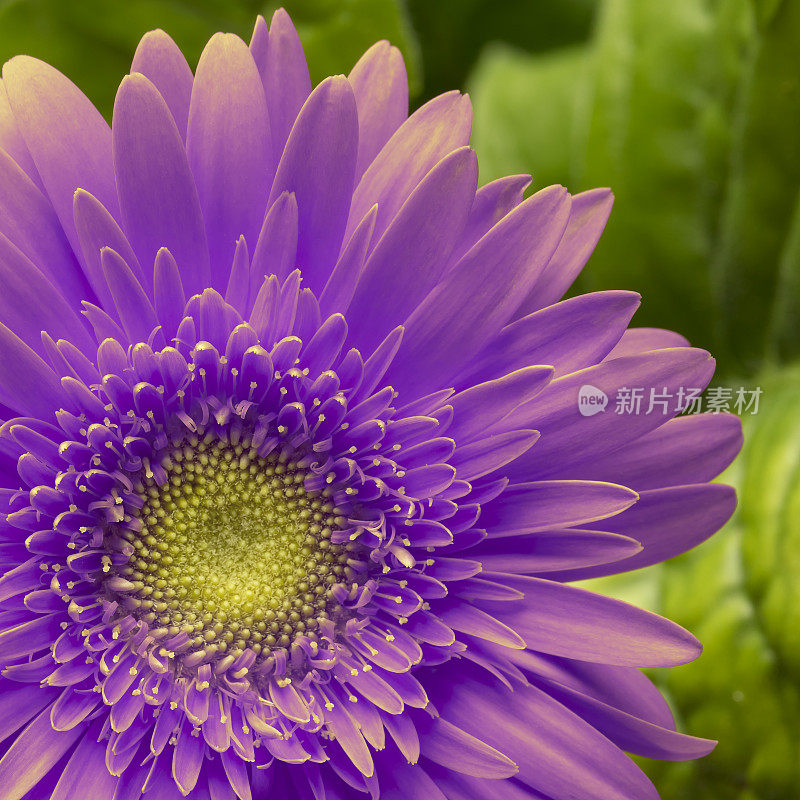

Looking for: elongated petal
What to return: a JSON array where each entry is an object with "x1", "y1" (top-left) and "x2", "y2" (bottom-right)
[
  {"x1": 113, "y1": 72, "x2": 210, "y2": 297},
  {"x1": 188, "y1": 33, "x2": 273, "y2": 288},
  {"x1": 2, "y1": 56, "x2": 119, "y2": 253},
  {"x1": 460, "y1": 291, "x2": 641, "y2": 387},
  {"x1": 268, "y1": 77, "x2": 358, "y2": 295},
  {"x1": 131, "y1": 29, "x2": 193, "y2": 138},
  {"x1": 346, "y1": 147, "x2": 478, "y2": 352},
  {"x1": 346, "y1": 91, "x2": 473, "y2": 245},
  {"x1": 482, "y1": 575, "x2": 702, "y2": 667},
  {"x1": 0, "y1": 322, "x2": 63, "y2": 419},
  {"x1": 386, "y1": 186, "x2": 571, "y2": 397},
  {"x1": 0, "y1": 706, "x2": 88, "y2": 800},
  {"x1": 348, "y1": 41, "x2": 408, "y2": 179}
]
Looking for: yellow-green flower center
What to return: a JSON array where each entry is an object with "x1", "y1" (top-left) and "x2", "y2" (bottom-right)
[{"x1": 114, "y1": 438, "x2": 350, "y2": 660}]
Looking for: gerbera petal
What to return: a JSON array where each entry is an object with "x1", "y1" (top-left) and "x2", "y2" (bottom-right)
[
  {"x1": 481, "y1": 480, "x2": 638, "y2": 535},
  {"x1": 386, "y1": 185, "x2": 571, "y2": 397},
  {"x1": 348, "y1": 41, "x2": 409, "y2": 180},
  {"x1": 481, "y1": 575, "x2": 702, "y2": 667},
  {"x1": 0, "y1": 233, "x2": 94, "y2": 357},
  {"x1": 101, "y1": 248, "x2": 160, "y2": 346},
  {"x1": 431, "y1": 667, "x2": 659, "y2": 800},
  {"x1": 447, "y1": 174, "x2": 532, "y2": 267},
  {"x1": 606, "y1": 326, "x2": 692, "y2": 358},
  {"x1": 50, "y1": 721, "x2": 117, "y2": 800},
  {"x1": 112, "y1": 72, "x2": 211, "y2": 297},
  {"x1": 346, "y1": 146, "x2": 478, "y2": 352},
  {"x1": 534, "y1": 677, "x2": 715, "y2": 761},
  {"x1": 2, "y1": 55, "x2": 119, "y2": 252},
  {"x1": 0, "y1": 705, "x2": 88, "y2": 800},
  {"x1": 518, "y1": 187, "x2": 615, "y2": 315},
  {"x1": 450, "y1": 430, "x2": 540, "y2": 481},
  {"x1": 187, "y1": 33, "x2": 273, "y2": 288},
  {"x1": 0, "y1": 322, "x2": 63, "y2": 419},
  {"x1": 0, "y1": 150, "x2": 90, "y2": 310},
  {"x1": 268, "y1": 76, "x2": 358, "y2": 295},
  {"x1": 0, "y1": 682, "x2": 58, "y2": 744},
  {"x1": 73, "y1": 188, "x2": 147, "y2": 307},
  {"x1": 250, "y1": 9, "x2": 311, "y2": 157},
  {"x1": 541, "y1": 483, "x2": 737, "y2": 581},
  {"x1": 447, "y1": 367, "x2": 554, "y2": 442},
  {"x1": 470, "y1": 529, "x2": 643, "y2": 573},
  {"x1": 497, "y1": 348, "x2": 716, "y2": 479},
  {"x1": 0, "y1": 79, "x2": 39, "y2": 182},
  {"x1": 346, "y1": 91, "x2": 473, "y2": 246},
  {"x1": 131, "y1": 29, "x2": 194, "y2": 139},
  {"x1": 459, "y1": 291, "x2": 641, "y2": 387},
  {"x1": 558, "y1": 411, "x2": 743, "y2": 490}
]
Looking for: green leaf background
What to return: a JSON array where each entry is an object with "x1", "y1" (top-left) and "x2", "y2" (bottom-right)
[{"x1": 2, "y1": 0, "x2": 800, "y2": 796}]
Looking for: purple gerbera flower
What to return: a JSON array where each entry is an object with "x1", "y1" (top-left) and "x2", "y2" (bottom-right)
[{"x1": 0, "y1": 9, "x2": 741, "y2": 800}]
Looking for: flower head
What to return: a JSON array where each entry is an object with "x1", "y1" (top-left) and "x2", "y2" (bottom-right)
[{"x1": 0, "y1": 10, "x2": 741, "y2": 800}]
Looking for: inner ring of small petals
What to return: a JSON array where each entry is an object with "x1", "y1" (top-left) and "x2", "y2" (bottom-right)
[{"x1": 103, "y1": 435, "x2": 350, "y2": 664}]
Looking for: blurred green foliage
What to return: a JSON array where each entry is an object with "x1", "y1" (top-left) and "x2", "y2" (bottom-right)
[
  {"x1": 470, "y1": 0, "x2": 800, "y2": 378},
  {"x1": 0, "y1": 0, "x2": 421, "y2": 117}
]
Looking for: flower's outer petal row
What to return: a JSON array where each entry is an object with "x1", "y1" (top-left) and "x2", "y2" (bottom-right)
[
  {"x1": 131, "y1": 29, "x2": 194, "y2": 140},
  {"x1": 0, "y1": 150, "x2": 91, "y2": 313},
  {"x1": 348, "y1": 41, "x2": 409, "y2": 182},
  {"x1": 187, "y1": 32, "x2": 274, "y2": 290},
  {"x1": 249, "y1": 10, "x2": 312, "y2": 160},
  {"x1": 605, "y1": 326, "x2": 691, "y2": 358},
  {"x1": 1, "y1": 55, "x2": 120, "y2": 259},
  {"x1": 113, "y1": 72, "x2": 211, "y2": 298}
]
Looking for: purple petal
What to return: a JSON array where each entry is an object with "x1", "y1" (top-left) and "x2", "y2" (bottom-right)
[
  {"x1": 113, "y1": 72, "x2": 210, "y2": 297},
  {"x1": 497, "y1": 348, "x2": 717, "y2": 480},
  {"x1": 0, "y1": 79, "x2": 40, "y2": 183},
  {"x1": 606, "y1": 327, "x2": 691, "y2": 358},
  {"x1": 251, "y1": 192, "x2": 298, "y2": 291},
  {"x1": 0, "y1": 150, "x2": 90, "y2": 310},
  {"x1": 431, "y1": 666, "x2": 659, "y2": 800},
  {"x1": 518, "y1": 187, "x2": 614, "y2": 314},
  {"x1": 73, "y1": 188, "x2": 147, "y2": 307},
  {"x1": 451, "y1": 430, "x2": 540, "y2": 481},
  {"x1": 0, "y1": 322, "x2": 63, "y2": 419},
  {"x1": 2, "y1": 56, "x2": 119, "y2": 255},
  {"x1": 268, "y1": 76, "x2": 358, "y2": 295},
  {"x1": 0, "y1": 705, "x2": 88, "y2": 800},
  {"x1": 348, "y1": 41, "x2": 409, "y2": 180},
  {"x1": 346, "y1": 147, "x2": 478, "y2": 353},
  {"x1": 51, "y1": 722, "x2": 117, "y2": 800},
  {"x1": 131, "y1": 29, "x2": 193, "y2": 139},
  {"x1": 535, "y1": 677, "x2": 715, "y2": 761},
  {"x1": 101, "y1": 248, "x2": 160, "y2": 346},
  {"x1": 447, "y1": 366, "x2": 554, "y2": 443},
  {"x1": 187, "y1": 33, "x2": 274, "y2": 288},
  {"x1": 542, "y1": 483, "x2": 737, "y2": 581},
  {"x1": 471, "y1": 529, "x2": 643, "y2": 573},
  {"x1": 557, "y1": 411, "x2": 743, "y2": 490},
  {"x1": 0, "y1": 682, "x2": 58, "y2": 744},
  {"x1": 447, "y1": 174, "x2": 531, "y2": 267},
  {"x1": 385, "y1": 186, "x2": 571, "y2": 398},
  {"x1": 0, "y1": 233, "x2": 94, "y2": 357},
  {"x1": 482, "y1": 574, "x2": 702, "y2": 667},
  {"x1": 154, "y1": 247, "x2": 187, "y2": 344},
  {"x1": 415, "y1": 715, "x2": 517, "y2": 779},
  {"x1": 436, "y1": 600, "x2": 525, "y2": 649},
  {"x1": 250, "y1": 9, "x2": 311, "y2": 158},
  {"x1": 319, "y1": 205, "x2": 378, "y2": 317},
  {"x1": 481, "y1": 480, "x2": 638, "y2": 535},
  {"x1": 346, "y1": 91, "x2": 473, "y2": 247},
  {"x1": 459, "y1": 291, "x2": 641, "y2": 387},
  {"x1": 172, "y1": 721, "x2": 205, "y2": 795}
]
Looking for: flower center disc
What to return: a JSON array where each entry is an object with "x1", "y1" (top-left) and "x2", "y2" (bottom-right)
[{"x1": 110, "y1": 438, "x2": 350, "y2": 660}]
